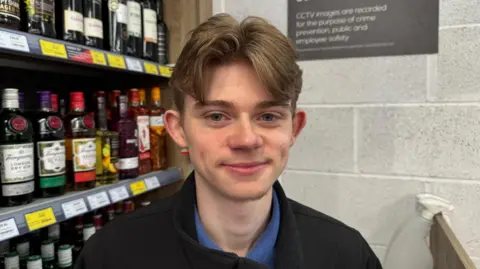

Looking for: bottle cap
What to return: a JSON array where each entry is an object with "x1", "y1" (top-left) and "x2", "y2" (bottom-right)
[
  {"x1": 70, "y1": 92, "x2": 85, "y2": 110},
  {"x1": 40, "y1": 240, "x2": 54, "y2": 261},
  {"x1": 48, "y1": 223, "x2": 60, "y2": 239},
  {"x1": 3, "y1": 88, "x2": 19, "y2": 109},
  {"x1": 26, "y1": 255, "x2": 42, "y2": 269},
  {"x1": 57, "y1": 245, "x2": 72, "y2": 267},
  {"x1": 151, "y1": 87, "x2": 161, "y2": 101},
  {"x1": 4, "y1": 252, "x2": 19, "y2": 269},
  {"x1": 83, "y1": 224, "x2": 96, "y2": 242},
  {"x1": 37, "y1": 91, "x2": 52, "y2": 110},
  {"x1": 51, "y1": 94, "x2": 59, "y2": 112},
  {"x1": 16, "y1": 241, "x2": 30, "y2": 258}
]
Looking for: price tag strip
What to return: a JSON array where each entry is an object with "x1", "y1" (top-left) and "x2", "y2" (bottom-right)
[
  {"x1": 130, "y1": 180, "x2": 147, "y2": 196},
  {"x1": 107, "y1": 54, "x2": 126, "y2": 69},
  {"x1": 144, "y1": 62, "x2": 159, "y2": 75},
  {"x1": 87, "y1": 192, "x2": 111, "y2": 210},
  {"x1": 25, "y1": 208, "x2": 57, "y2": 231},
  {"x1": 0, "y1": 31, "x2": 29, "y2": 52},
  {"x1": 0, "y1": 218, "x2": 19, "y2": 241},
  {"x1": 144, "y1": 176, "x2": 160, "y2": 190},
  {"x1": 126, "y1": 58, "x2": 143, "y2": 72},
  {"x1": 90, "y1": 50, "x2": 107, "y2": 65},
  {"x1": 62, "y1": 198, "x2": 88, "y2": 219},
  {"x1": 159, "y1": 65, "x2": 173, "y2": 77},
  {"x1": 39, "y1": 40, "x2": 67, "y2": 59},
  {"x1": 109, "y1": 186, "x2": 130, "y2": 203}
]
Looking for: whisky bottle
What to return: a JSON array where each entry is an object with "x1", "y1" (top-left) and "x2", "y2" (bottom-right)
[
  {"x1": 64, "y1": 92, "x2": 96, "y2": 191},
  {"x1": 149, "y1": 87, "x2": 166, "y2": 170},
  {"x1": 95, "y1": 94, "x2": 119, "y2": 185},
  {"x1": 0, "y1": 88, "x2": 35, "y2": 207},
  {"x1": 33, "y1": 91, "x2": 67, "y2": 198}
]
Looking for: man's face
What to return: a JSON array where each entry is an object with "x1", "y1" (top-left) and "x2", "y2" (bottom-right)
[{"x1": 165, "y1": 60, "x2": 306, "y2": 201}]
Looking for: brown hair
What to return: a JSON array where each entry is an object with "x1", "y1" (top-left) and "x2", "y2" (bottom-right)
[{"x1": 169, "y1": 13, "x2": 303, "y2": 112}]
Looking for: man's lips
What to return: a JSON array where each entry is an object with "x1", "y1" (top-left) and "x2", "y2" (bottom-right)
[{"x1": 221, "y1": 161, "x2": 269, "y2": 175}]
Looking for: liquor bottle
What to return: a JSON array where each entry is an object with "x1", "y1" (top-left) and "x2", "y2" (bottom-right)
[
  {"x1": 64, "y1": 92, "x2": 96, "y2": 191},
  {"x1": 149, "y1": 87, "x2": 166, "y2": 170},
  {"x1": 156, "y1": 0, "x2": 167, "y2": 64},
  {"x1": 0, "y1": 88, "x2": 35, "y2": 207},
  {"x1": 103, "y1": 204, "x2": 115, "y2": 223},
  {"x1": 57, "y1": 245, "x2": 73, "y2": 269},
  {"x1": 124, "y1": 200, "x2": 134, "y2": 213},
  {"x1": 82, "y1": 224, "x2": 95, "y2": 242},
  {"x1": 95, "y1": 94, "x2": 119, "y2": 185},
  {"x1": 33, "y1": 91, "x2": 67, "y2": 198},
  {"x1": 0, "y1": 0, "x2": 21, "y2": 30},
  {"x1": 16, "y1": 237, "x2": 30, "y2": 268},
  {"x1": 71, "y1": 221, "x2": 83, "y2": 261},
  {"x1": 115, "y1": 201, "x2": 123, "y2": 215},
  {"x1": 4, "y1": 252, "x2": 20, "y2": 269},
  {"x1": 105, "y1": 0, "x2": 127, "y2": 53},
  {"x1": 126, "y1": 0, "x2": 142, "y2": 57},
  {"x1": 24, "y1": 0, "x2": 56, "y2": 37},
  {"x1": 48, "y1": 223, "x2": 60, "y2": 253},
  {"x1": 51, "y1": 94, "x2": 59, "y2": 113},
  {"x1": 59, "y1": 98, "x2": 66, "y2": 119},
  {"x1": 19, "y1": 92, "x2": 24, "y2": 112},
  {"x1": 84, "y1": 0, "x2": 103, "y2": 48},
  {"x1": 59, "y1": 0, "x2": 84, "y2": 44},
  {"x1": 0, "y1": 240, "x2": 10, "y2": 268},
  {"x1": 116, "y1": 95, "x2": 138, "y2": 179},
  {"x1": 142, "y1": 0, "x2": 156, "y2": 61},
  {"x1": 108, "y1": 90, "x2": 121, "y2": 131},
  {"x1": 93, "y1": 213, "x2": 103, "y2": 230},
  {"x1": 129, "y1": 89, "x2": 151, "y2": 174},
  {"x1": 26, "y1": 255, "x2": 42, "y2": 269},
  {"x1": 40, "y1": 240, "x2": 55, "y2": 269}
]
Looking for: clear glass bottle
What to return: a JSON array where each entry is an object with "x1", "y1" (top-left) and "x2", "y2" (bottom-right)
[
  {"x1": 95, "y1": 94, "x2": 119, "y2": 185},
  {"x1": 0, "y1": 88, "x2": 35, "y2": 207},
  {"x1": 149, "y1": 87, "x2": 166, "y2": 170},
  {"x1": 64, "y1": 92, "x2": 96, "y2": 191}
]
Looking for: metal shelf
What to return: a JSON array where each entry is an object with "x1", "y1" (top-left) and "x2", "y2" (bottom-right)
[
  {"x1": 0, "y1": 28, "x2": 173, "y2": 89},
  {"x1": 0, "y1": 168, "x2": 182, "y2": 242}
]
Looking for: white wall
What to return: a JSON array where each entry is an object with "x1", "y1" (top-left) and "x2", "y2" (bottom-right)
[{"x1": 213, "y1": 0, "x2": 480, "y2": 266}]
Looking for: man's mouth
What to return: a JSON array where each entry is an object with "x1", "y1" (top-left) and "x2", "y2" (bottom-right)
[{"x1": 221, "y1": 161, "x2": 269, "y2": 175}]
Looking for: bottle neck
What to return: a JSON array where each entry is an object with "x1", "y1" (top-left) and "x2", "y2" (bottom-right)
[{"x1": 119, "y1": 103, "x2": 128, "y2": 118}]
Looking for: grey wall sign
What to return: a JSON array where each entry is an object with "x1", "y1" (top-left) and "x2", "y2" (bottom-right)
[{"x1": 288, "y1": 0, "x2": 439, "y2": 61}]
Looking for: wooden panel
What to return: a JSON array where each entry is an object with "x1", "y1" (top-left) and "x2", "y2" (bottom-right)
[{"x1": 430, "y1": 214, "x2": 476, "y2": 269}]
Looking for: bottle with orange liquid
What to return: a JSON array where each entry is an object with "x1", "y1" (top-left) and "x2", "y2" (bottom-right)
[{"x1": 149, "y1": 87, "x2": 167, "y2": 170}]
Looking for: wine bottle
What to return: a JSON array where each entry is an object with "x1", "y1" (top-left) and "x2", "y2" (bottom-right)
[
  {"x1": 24, "y1": 0, "x2": 56, "y2": 37},
  {"x1": 60, "y1": 0, "x2": 84, "y2": 44},
  {"x1": 156, "y1": 0, "x2": 167, "y2": 64},
  {"x1": 84, "y1": 0, "x2": 103, "y2": 48},
  {"x1": 0, "y1": 0, "x2": 20, "y2": 30},
  {"x1": 126, "y1": 0, "x2": 142, "y2": 57},
  {"x1": 105, "y1": 0, "x2": 127, "y2": 53},
  {"x1": 142, "y1": 0, "x2": 156, "y2": 61}
]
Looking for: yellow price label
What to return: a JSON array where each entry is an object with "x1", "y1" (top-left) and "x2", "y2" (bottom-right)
[
  {"x1": 159, "y1": 66, "x2": 173, "y2": 77},
  {"x1": 130, "y1": 180, "x2": 147, "y2": 195},
  {"x1": 91, "y1": 50, "x2": 107, "y2": 65},
  {"x1": 39, "y1": 40, "x2": 67, "y2": 59},
  {"x1": 144, "y1": 62, "x2": 159, "y2": 75},
  {"x1": 25, "y1": 208, "x2": 56, "y2": 231},
  {"x1": 107, "y1": 54, "x2": 126, "y2": 69}
]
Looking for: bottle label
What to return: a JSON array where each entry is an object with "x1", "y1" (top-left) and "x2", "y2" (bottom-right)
[
  {"x1": 149, "y1": 116, "x2": 163, "y2": 127},
  {"x1": 116, "y1": 3, "x2": 127, "y2": 24},
  {"x1": 27, "y1": 259, "x2": 42, "y2": 269},
  {"x1": 143, "y1": 8, "x2": 157, "y2": 43},
  {"x1": 41, "y1": 243, "x2": 55, "y2": 260},
  {"x1": 137, "y1": 115, "x2": 150, "y2": 159},
  {"x1": 84, "y1": 17, "x2": 103, "y2": 39},
  {"x1": 64, "y1": 10, "x2": 83, "y2": 33},
  {"x1": 37, "y1": 140, "x2": 66, "y2": 177},
  {"x1": 58, "y1": 249, "x2": 72, "y2": 267},
  {"x1": 0, "y1": 0, "x2": 20, "y2": 20},
  {"x1": 118, "y1": 157, "x2": 138, "y2": 170},
  {"x1": 72, "y1": 138, "x2": 96, "y2": 183},
  {"x1": 4, "y1": 255, "x2": 19, "y2": 269},
  {"x1": 127, "y1": 1, "x2": 141, "y2": 37},
  {"x1": 2, "y1": 180, "x2": 34, "y2": 196},
  {"x1": 0, "y1": 143, "x2": 34, "y2": 183},
  {"x1": 26, "y1": 0, "x2": 54, "y2": 19}
]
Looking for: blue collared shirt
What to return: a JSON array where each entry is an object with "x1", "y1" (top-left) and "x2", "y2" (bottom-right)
[{"x1": 194, "y1": 190, "x2": 281, "y2": 269}]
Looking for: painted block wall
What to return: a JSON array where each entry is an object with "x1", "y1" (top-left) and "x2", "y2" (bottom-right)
[{"x1": 213, "y1": 0, "x2": 480, "y2": 266}]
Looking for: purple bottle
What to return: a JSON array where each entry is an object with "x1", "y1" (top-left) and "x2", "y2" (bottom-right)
[{"x1": 116, "y1": 95, "x2": 139, "y2": 179}]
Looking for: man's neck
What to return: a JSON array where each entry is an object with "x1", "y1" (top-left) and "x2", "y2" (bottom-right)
[{"x1": 195, "y1": 177, "x2": 273, "y2": 257}]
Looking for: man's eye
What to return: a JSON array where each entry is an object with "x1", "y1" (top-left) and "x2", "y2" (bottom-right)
[
  {"x1": 207, "y1": 113, "x2": 224, "y2": 121},
  {"x1": 260, "y1": 113, "x2": 277, "y2": 122}
]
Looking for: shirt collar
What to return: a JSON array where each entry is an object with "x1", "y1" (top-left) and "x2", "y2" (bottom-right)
[{"x1": 194, "y1": 190, "x2": 281, "y2": 269}]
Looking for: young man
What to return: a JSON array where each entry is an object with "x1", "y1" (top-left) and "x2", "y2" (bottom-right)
[{"x1": 74, "y1": 14, "x2": 382, "y2": 269}]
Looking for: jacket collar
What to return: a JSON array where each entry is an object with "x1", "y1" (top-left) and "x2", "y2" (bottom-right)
[{"x1": 172, "y1": 172, "x2": 303, "y2": 269}]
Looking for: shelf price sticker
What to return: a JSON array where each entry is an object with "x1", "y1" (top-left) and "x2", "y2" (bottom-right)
[
  {"x1": 109, "y1": 186, "x2": 130, "y2": 203},
  {"x1": 159, "y1": 66, "x2": 173, "y2": 77},
  {"x1": 0, "y1": 31, "x2": 29, "y2": 52},
  {"x1": 144, "y1": 62, "x2": 159, "y2": 75},
  {"x1": 39, "y1": 40, "x2": 67, "y2": 59},
  {"x1": 25, "y1": 208, "x2": 56, "y2": 231},
  {"x1": 107, "y1": 54, "x2": 126, "y2": 69},
  {"x1": 87, "y1": 191, "x2": 110, "y2": 210},
  {"x1": 126, "y1": 58, "x2": 143, "y2": 72},
  {"x1": 62, "y1": 198, "x2": 88, "y2": 219},
  {"x1": 0, "y1": 218, "x2": 19, "y2": 241},
  {"x1": 130, "y1": 180, "x2": 147, "y2": 195},
  {"x1": 90, "y1": 50, "x2": 107, "y2": 65},
  {"x1": 144, "y1": 176, "x2": 160, "y2": 190}
]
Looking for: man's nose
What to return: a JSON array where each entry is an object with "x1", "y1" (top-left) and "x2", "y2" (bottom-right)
[{"x1": 226, "y1": 118, "x2": 263, "y2": 150}]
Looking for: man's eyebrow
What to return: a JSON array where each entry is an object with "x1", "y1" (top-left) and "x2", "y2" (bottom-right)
[
  {"x1": 193, "y1": 100, "x2": 291, "y2": 110},
  {"x1": 256, "y1": 100, "x2": 291, "y2": 109},
  {"x1": 194, "y1": 100, "x2": 235, "y2": 109}
]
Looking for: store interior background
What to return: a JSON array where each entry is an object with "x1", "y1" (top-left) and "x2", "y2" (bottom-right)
[{"x1": 213, "y1": 0, "x2": 480, "y2": 266}]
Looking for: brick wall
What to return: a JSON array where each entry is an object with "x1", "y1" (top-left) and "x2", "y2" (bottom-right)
[{"x1": 213, "y1": 0, "x2": 480, "y2": 266}]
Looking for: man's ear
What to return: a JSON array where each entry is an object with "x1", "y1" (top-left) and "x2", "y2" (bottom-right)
[
  {"x1": 164, "y1": 110, "x2": 188, "y2": 148},
  {"x1": 290, "y1": 109, "x2": 307, "y2": 147}
]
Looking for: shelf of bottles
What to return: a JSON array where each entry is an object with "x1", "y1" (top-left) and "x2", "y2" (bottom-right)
[
  {"x1": 0, "y1": 0, "x2": 172, "y2": 77},
  {"x1": 0, "y1": 85, "x2": 177, "y2": 268}
]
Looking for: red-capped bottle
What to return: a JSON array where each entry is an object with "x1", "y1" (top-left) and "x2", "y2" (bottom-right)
[
  {"x1": 123, "y1": 200, "x2": 134, "y2": 213},
  {"x1": 128, "y1": 89, "x2": 151, "y2": 175},
  {"x1": 51, "y1": 94, "x2": 59, "y2": 113},
  {"x1": 64, "y1": 92, "x2": 96, "y2": 191}
]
